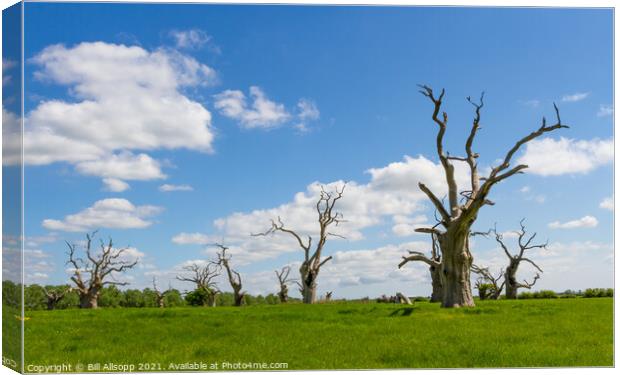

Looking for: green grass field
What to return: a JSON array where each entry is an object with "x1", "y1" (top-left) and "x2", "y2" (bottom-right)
[{"x1": 22, "y1": 298, "x2": 613, "y2": 371}]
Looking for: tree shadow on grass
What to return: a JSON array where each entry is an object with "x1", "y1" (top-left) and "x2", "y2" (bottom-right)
[{"x1": 389, "y1": 307, "x2": 417, "y2": 317}]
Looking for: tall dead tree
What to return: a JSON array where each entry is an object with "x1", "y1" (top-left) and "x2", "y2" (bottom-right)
[
  {"x1": 493, "y1": 220, "x2": 545, "y2": 299},
  {"x1": 255, "y1": 184, "x2": 346, "y2": 304},
  {"x1": 66, "y1": 232, "x2": 139, "y2": 308},
  {"x1": 177, "y1": 262, "x2": 220, "y2": 307},
  {"x1": 275, "y1": 266, "x2": 295, "y2": 303},
  {"x1": 398, "y1": 232, "x2": 442, "y2": 302},
  {"x1": 410, "y1": 86, "x2": 566, "y2": 307},
  {"x1": 43, "y1": 286, "x2": 72, "y2": 310},
  {"x1": 471, "y1": 264, "x2": 505, "y2": 300},
  {"x1": 212, "y1": 244, "x2": 245, "y2": 306}
]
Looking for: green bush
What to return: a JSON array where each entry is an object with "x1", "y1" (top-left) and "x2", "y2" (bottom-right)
[
  {"x1": 533, "y1": 290, "x2": 557, "y2": 299},
  {"x1": 584, "y1": 288, "x2": 613, "y2": 298}
]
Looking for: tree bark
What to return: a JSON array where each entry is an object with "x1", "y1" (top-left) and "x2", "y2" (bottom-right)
[
  {"x1": 438, "y1": 230, "x2": 474, "y2": 308},
  {"x1": 79, "y1": 290, "x2": 99, "y2": 309},
  {"x1": 505, "y1": 261, "x2": 520, "y2": 299},
  {"x1": 429, "y1": 264, "x2": 443, "y2": 302}
]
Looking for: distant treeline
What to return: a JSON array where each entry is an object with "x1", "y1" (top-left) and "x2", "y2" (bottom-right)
[
  {"x1": 2, "y1": 281, "x2": 613, "y2": 311},
  {"x1": 2, "y1": 281, "x2": 297, "y2": 310}
]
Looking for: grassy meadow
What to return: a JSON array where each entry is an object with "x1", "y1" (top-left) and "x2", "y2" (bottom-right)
[{"x1": 22, "y1": 298, "x2": 613, "y2": 371}]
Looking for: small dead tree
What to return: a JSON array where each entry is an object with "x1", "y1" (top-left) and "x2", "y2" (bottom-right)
[
  {"x1": 255, "y1": 184, "x2": 346, "y2": 304},
  {"x1": 177, "y1": 262, "x2": 220, "y2": 307},
  {"x1": 43, "y1": 286, "x2": 72, "y2": 310},
  {"x1": 325, "y1": 291, "x2": 333, "y2": 302},
  {"x1": 409, "y1": 86, "x2": 566, "y2": 307},
  {"x1": 66, "y1": 232, "x2": 139, "y2": 309},
  {"x1": 493, "y1": 220, "x2": 545, "y2": 299},
  {"x1": 398, "y1": 232, "x2": 442, "y2": 302},
  {"x1": 152, "y1": 277, "x2": 169, "y2": 308},
  {"x1": 212, "y1": 244, "x2": 245, "y2": 306},
  {"x1": 275, "y1": 266, "x2": 295, "y2": 303},
  {"x1": 471, "y1": 264, "x2": 505, "y2": 300}
]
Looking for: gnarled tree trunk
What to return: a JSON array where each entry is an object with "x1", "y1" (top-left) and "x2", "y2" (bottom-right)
[
  {"x1": 429, "y1": 264, "x2": 443, "y2": 302},
  {"x1": 437, "y1": 229, "x2": 474, "y2": 307},
  {"x1": 80, "y1": 290, "x2": 99, "y2": 309}
]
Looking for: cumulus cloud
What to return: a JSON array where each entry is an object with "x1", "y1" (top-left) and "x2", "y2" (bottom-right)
[
  {"x1": 42, "y1": 198, "x2": 163, "y2": 232},
  {"x1": 597, "y1": 104, "x2": 613, "y2": 117},
  {"x1": 561, "y1": 92, "x2": 590, "y2": 102},
  {"x1": 517, "y1": 137, "x2": 612, "y2": 176},
  {"x1": 75, "y1": 152, "x2": 166, "y2": 181},
  {"x1": 548, "y1": 215, "x2": 598, "y2": 229},
  {"x1": 294, "y1": 98, "x2": 320, "y2": 133},
  {"x1": 159, "y1": 184, "x2": 194, "y2": 192},
  {"x1": 214, "y1": 86, "x2": 291, "y2": 129},
  {"x1": 103, "y1": 178, "x2": 130, "y2": 192},
  {"x1": 599, "y1": 197, "x2": 613, "y2": 211},
  {"x1": 173, "y1": 155, "x2": 468, "y2": 264},
  {"x1": 5, "y1": 42, "x2": 217, "y2": 189}
]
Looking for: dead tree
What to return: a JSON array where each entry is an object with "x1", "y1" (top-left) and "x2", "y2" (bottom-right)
[
  {"x1": 493, "y1": 220, "x2": 545, "y2": 299},
  {"x1": 212, "y1": 244, "x2": 245, "y2": 306},
  {"x1": 275, "y1": 266, "x2": 295, "y2": 303},
  {"x1": 411, "y1": 86, "x2": 566, "y2": 307},
  {"x1": 152, "y1": 277, "x2": 169, "y2": 308},
  {"x1": 471, "y1": 264, "x2": 505, "y2": 300},
  {"x1": 177, "y1": 262, "x2": 220, "y2": 307},
  {"x1": 398, "y1": 232, "x2": 442, "y2": 302},
  {"x1": 43, "y1": 286, "x2": 72, "y2": 310},
  {"x1": 255, "y1": 184, "x2": 346, "y2": 304},
  {"x1": 325, "y1": 291, "x2": 333, "y2": 302},
  {"x1": 66, "y1": 232, "x2": 139, "y2": 308}
]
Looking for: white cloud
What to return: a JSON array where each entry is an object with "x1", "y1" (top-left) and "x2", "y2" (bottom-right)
[
  {"x1": 169, "y1": 29, "x2": 217, "y2": 52},
  {"x1": 561, "y1": 92, "x2": 590, "y2": 102},
  {"x1": 42, "y1": 198, "x2": 163, "y2": 232},
  {"x1": 600, "y1": 197, "x2": 613, "y2": 211},
  {"x1": 293, "y1": 98, "x2": 321, "y2": 133},
  {"x1": 159, "y1": 184, "x2": 194, "y2": 192},
  {"x1": 517, "y1": 137, "x2": 612, "y2": 176},
  {"x1": 548, "y1": 215, "x2": 598, "y2": 229},
  {"x1": 75, "y1": 152, "x2": 166, "y2": 181},
  {"x1": 174, "y1": 155, "x2": 469, "y2": 264},
  {"x1": 519, "y1": 186, "x2": 531, "y2": 193},
  {"x1": 6, "y1": 42, "x2": 216, "y2": 188},
  {"x1": 2, "y1": 58, "x2": 16, "y2": 86},
  {"x1": 214, "y1": 86, "x2": 291, "y2": 129},
  {"x1": 597, "y1": 104, "x2": 613, "y2": 117},
  {"x1": 103, "y1": 178, "x2": 130, "y2": 192},
  {"x1": 172, "y1": 232, "x2": 212, "y2": 245}
]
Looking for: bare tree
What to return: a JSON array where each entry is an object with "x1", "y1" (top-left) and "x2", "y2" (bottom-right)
[
  {"x1": 325, "y1": 291, "x2": 333, "y2": 302},
  {"x1": 152, "y1": 277, "x2": 170, "y2": 308},
  {"x1": 255, "y1": 184, "x2": 346, "y2": 304},
  {"x1": 43, "y1": 285, "x2": 72, "y2": 310},
  {"x1": 177, "y1": 262, "x2": 220, "y2": 307},
  {"x1": 493, "y1": 220, "x2": 545, "y2": 299},
  {"x1": 398, "y1": 232, "x2": 442, "y2": 302},
  {"x1": 212, "y1": 244, "x2": 245, "y2": 306},
  {"x1": 471, "y1": 264, "x2": 505, "y2": 300},
  {"x1": 66, "y1": 232, "x2": 139, "y2": 308},
  {"x1": 411, "y1": 86, "x2": 566, "y2": 307},
  {"x1": 275, "y1": 266, "x2": 295, "y2": 303}
]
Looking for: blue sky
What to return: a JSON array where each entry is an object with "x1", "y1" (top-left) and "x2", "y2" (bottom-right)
[{"x1": 2, "y1": 3, "x2": 613, "y2": 297}]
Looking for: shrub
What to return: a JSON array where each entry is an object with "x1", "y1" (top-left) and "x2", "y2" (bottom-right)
[
  {"x1": 518, "y1": 292, "x2": 533, "y2": 299},
  {"x1": 584, "y1": 288, "x2": 613, "y2": 298},
  {"x1": 533, "y1": 290, "x2": 557, "y2": 299}
]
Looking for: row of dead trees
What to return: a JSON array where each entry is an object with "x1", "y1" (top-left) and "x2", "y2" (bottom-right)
[{"x1": 60, "y1": 86, "x2": 565, "y2": 309}]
